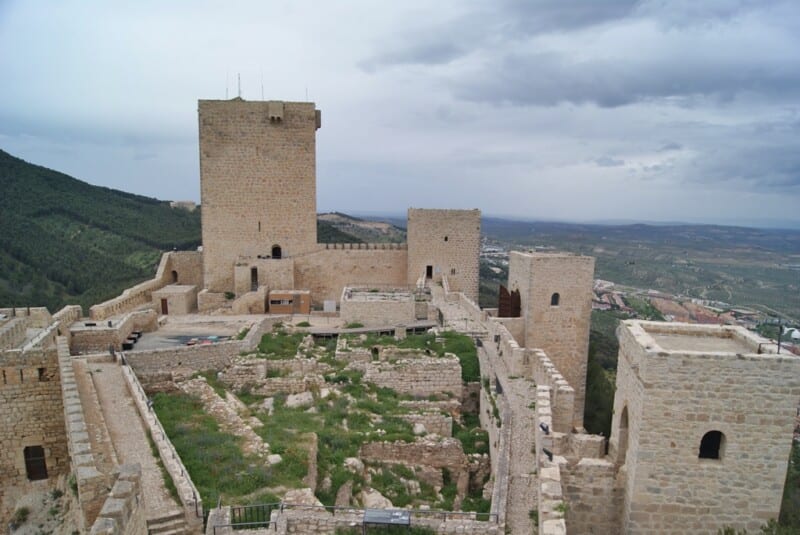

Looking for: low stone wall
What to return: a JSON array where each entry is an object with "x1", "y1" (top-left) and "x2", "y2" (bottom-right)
[
  {"x1": 89, "y1": 463, "x2": 147, "y2": 535},
  {"x1": 254, "y1": 374, "x2": 326, "y2": 396},
  {"x1": 363, "y1": 354, "x2": 462, "y2": 398},
  {"x1": 340, "y1": 291, "x2": 415, "y2": 327},
  {"x1": 0, "y1": 307, "x2": 52, "y2": 328},
  {"x1": 400, "y1": 399, "x2": 461, "y2": 418},
  {"x1": 120, "y1": 363, "x2": 203, "y2": 530},
  {"x1": 57, "y1": 338, "x2": 108, "y2": 530},
  {"x1": 70, "y1": 310, "x2": 157, "y2": 354},
  {"x1": 360, "y1": 437, "x2": 466, "y2": 471},
  {"x1": 126, "y1": 340, "x2": 242, "y2": 377},
  {"x1": 400, "y1": 412, "x2": 453, "y2": 437}
]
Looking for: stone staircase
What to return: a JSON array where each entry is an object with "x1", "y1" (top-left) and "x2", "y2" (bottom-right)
[{"x1": 146, "y1": 510, "x2": 191, "y2": 535}]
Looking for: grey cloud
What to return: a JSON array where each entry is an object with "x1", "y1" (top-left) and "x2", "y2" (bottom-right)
[
  {"x1": 658, "y1": 142, "x2": 682, "y2": 152},
  {"x1": 594, "y1": 156, "x2": 626, "y2": 167},
  {"x1": 454, "y1": 51, "x2": 800, "y2": 108},
  {"x1": 360, "y1": 40, "x2": 467, "y2": 72}
]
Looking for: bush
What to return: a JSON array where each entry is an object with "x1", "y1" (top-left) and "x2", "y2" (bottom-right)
[
  {"x1": 345, "y1": 322, "x2": 364, "y2": 329},
  {"x1": 12, "y1": 507, "x2": 29, "y2": 524},
  {"x1": 296, "y1": 321, "x2": 311, "y2": 327}
]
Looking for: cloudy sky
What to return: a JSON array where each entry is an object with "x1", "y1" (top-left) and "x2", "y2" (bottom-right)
[{"x1": 1, "y1": 1, "x2": 799, "y2": 227}]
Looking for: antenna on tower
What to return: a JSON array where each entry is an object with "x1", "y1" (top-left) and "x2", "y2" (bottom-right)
[
  {"x1": 238, "y1": 73, "x2": 241, "y2": 98},
  {"x1": 261, "y1": 71, "x2": 264, "y2": 100},
  {"x1": 305, "y1": 86, "x2": 308, "y2": 101},
  {"x1": 226, "y1": 70, "x2": 229, "y2": 99}
]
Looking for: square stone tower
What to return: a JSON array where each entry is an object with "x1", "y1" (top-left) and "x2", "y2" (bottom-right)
[
  {"x1": 507, "y1": 251, "x2": 595, "y2": 428},
  {"x1": 406, "y1": 208, "x2": 480, "y2": 303},
  {"x1": 199, "y1": 99, "x2": 321, "y2": 292},
  {"x1": 609, "y1": 321, "x2": 800, "y2": 533}
]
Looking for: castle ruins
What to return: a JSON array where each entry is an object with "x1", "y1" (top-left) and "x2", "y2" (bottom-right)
[{"x1": 1, "y1": 98, "x2": 797, "y2": 535}]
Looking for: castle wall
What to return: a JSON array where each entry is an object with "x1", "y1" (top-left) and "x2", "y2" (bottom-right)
[
  {"x1": 611, "y1": 321, "x2": 800, "y2": 534},
  {"x1": 294, "y1": 247, "x2": 408, "y2": 305},
  {"x1": 199, "y1": 99, "x2": 320, "y2": 292},
  {"x1": 508, "y1": 252, "x2": 594, "y2": 428},
  {"x1": 234, "y1": 258, "x2": 295, "y2": 297},
  {"x1": 0, "y1": 346, "x2": 69, "y2": 510},
  {"x1": 407, "y1": 208, "x2": 481, "y2": 302}
]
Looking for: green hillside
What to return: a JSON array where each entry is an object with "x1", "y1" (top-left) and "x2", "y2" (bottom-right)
[
  {"x1": 0, "y1": 149, "x2": 203, "y2": 311},
  {"x1": 0, "y1": 149, "x2": 362, "y2": 313}
]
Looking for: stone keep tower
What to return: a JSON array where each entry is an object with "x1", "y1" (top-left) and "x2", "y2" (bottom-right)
[
  {"x1": 199, "y1": 99, "x2": 321, "y2": 293},
  {"x1": 609, "y1": 321, "x2": 800, "y2": 534},
  {"x1": 406, "y1": 208, "x2": 481, "y2": 303},
  {"x1": 507, "y1": 251, "x2": 595, "y2": 428}
]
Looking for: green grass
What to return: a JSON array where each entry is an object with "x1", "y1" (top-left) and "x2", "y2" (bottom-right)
[
  {"x1": 257, "y1": 331, "x2": 305, "y2": 359},
  {"x1": 152, "y1": 392, "x2": 272, "y2": 505},
  {"x1": 195, "y1": 370, "x2": 226, "y2": 398}
]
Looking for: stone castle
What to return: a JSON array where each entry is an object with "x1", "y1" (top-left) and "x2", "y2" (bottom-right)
[{"x1": 1, "y1": 97, "x2": 797, "y2": 535}]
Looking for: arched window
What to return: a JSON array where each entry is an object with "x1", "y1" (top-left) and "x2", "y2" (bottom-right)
[
  {"x1": 550, "y1": 293, "x2": 560, "y2": 306},
  {"x1": 24, "y1": 445, "x2": 48, "y2": 480},
  {"x1": 171, "y1": 270, "x2": 178, "y2": 283},
  {"x1": 271, "y1": 245, "x2": 282, "y2": 259},
  {"x1": 699, "y1": 430, "x2": 725, "y2": 460}
]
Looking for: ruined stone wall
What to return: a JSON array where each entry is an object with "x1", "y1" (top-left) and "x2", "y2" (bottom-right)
[
  {"x1": 407, "y1": 209, "x2": 481, "y2": 302},
  {"x1": 611, "y1": 321, "x2": 800, "y2": 533},
  {"x1": 400, "y1": 412, "x2": 453, "y2": 437},
  {"x1": 363, "y1": 354, "x2": 462, "y2": 398},
  {"x1": 295, "y1": 247, "x2": 408, "y2": 305},
  {"x1": 0, "y1": 346, "x2": 69, "y2": 510},
  {"x1": 126, "y1": 341, "x2": 240, "y2": 377},
  {"x1": 508, "y1": 252, "x2": 594, "y2": 428},
  {"x1": 199, "y1": 99, "x2": 320, "y2": 292},
  {"x1": 360, "y1": 437, "x2": 467, "y2": 471}
]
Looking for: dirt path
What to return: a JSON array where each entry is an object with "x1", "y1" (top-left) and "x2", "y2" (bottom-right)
[{"x1": 92, "y1": 362, "x2": 179, "y2": 520}]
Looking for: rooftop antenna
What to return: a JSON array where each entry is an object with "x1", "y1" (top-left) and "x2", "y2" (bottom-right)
[
  {"x1": 225, "y1": 70, "x2": 229, "y2": 99},
  {"x1": 261, "y1": 71, "x2": 264, "y2": 100},
  {"x1": 237, "y1": 73, "x2": 241, "y2": 98},
  {"x1": 305, "y1": 86, "x2": 309, "y2": 101}
]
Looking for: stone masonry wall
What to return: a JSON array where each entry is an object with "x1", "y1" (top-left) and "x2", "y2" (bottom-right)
[
  {"x1": 0, "y1": 346, "x2": 69, "y2": 511},
  {"x1": 400, "y1": 412, "x2": 453, "y2": 437},
  {"x1": 295, "y1": 248, "x2": 408, "y2": 305},
  {"x1": 89, "y1": 463, "x2": 147, "y2": 535},
  {"x1": 340, "y1": 291, "x2": 416, "y2": 327},
  {"x1": 611, "y1": 321, "x2": 800, "y2": 533},
  {"x1": 407, "y1": 208, "x2": 481, "y2": 302},
  {"x1": 363, "y1": 354, "x2": 462, "y2": 398},
  {"x1": 199, "y1": 99, "x2": 320, "y2": 292},
  {"x1": 508, "y1": 252, "x2": 594, "y2": 428}
]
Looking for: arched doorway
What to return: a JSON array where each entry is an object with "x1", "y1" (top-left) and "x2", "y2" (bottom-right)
[{"x1": 271, "y1": 245, "x2": 282, "y2": 259}]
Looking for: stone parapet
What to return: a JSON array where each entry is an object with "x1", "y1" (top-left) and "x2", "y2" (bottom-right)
[
  {"x1": 120, "y1": 363, "x2": 203, "y2": 530},
  {"x1": 57, "y1": 338, "x2": 108, "y2": 529},
  {"x1": 89, "y1": 463, "x2": 147, "y2": 535}
]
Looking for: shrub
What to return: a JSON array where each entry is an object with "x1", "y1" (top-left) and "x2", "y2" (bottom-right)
[
  {"x1": 12, "y1": 507, "x2": 29, "y2": 524},
  {"x1": 296, "y1": 321, "x2": 311, "y2": 327},
  {"x1": 345, "y1": 322, "x2": 364, "y2": 329}
]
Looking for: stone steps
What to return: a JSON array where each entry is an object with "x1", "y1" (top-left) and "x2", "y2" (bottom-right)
[{"x1": 147, "y1": 510, "x2": 189, "y2": 534}]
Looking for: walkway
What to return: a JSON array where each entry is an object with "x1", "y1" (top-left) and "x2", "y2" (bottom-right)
[
  {"x1": 92, "y1": 361, "x2": 180, "y2": 521},
  {"x1": 430, "y1": 284, "x2": 538, "y2": 534}
]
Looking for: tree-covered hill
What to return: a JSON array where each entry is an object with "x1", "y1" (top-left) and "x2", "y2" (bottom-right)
[
  {"x1": 0, "y1": 149, "x2": 362, "y2": 312},
  {"x1": 0, "y1": 149, "x2": 203, "y2": 311}
]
